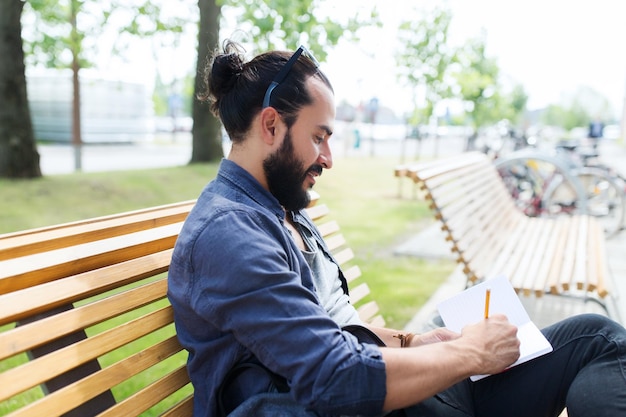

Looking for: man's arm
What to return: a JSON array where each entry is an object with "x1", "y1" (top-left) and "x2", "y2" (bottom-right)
[{"x1": 378, "y1": 314, "x2": 520, "y2": 412}]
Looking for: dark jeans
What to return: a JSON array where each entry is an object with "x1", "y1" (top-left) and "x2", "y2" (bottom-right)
[{"x1": 398, "y1": 314, "x2": 626, "y2": 417}]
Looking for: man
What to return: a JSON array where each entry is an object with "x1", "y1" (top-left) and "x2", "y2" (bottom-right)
[{"x1": 168, "y1": 41, "x2": 626, "y2": 417}]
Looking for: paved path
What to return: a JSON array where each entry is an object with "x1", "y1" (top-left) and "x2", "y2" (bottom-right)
[
  {"x1": 38, "y1": 135, "x2": 194, "y2": 175},
  {"x1": 37, "y1": 131, "x2": 467, "y2": 176}
]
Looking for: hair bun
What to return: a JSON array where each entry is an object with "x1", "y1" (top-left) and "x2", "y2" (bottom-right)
[{"x1": 207, "y1": 42, "x2": 246, "y2": 108}]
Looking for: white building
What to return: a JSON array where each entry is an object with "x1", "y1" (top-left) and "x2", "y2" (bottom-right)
[{"x1": 27, "y1": 70, "x2": 154, "y2": 143}]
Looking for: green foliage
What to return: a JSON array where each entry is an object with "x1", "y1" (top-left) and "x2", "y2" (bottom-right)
[
  {"x1": 542, "y1": 103, "x2": 589, "y2": 130},
  {"x1": 541, "y1": 85, "x2": 614, "y2": 129},
  {"x1": 453, "y1": 33, "x2": 528, "y2": 129},
  {"x1": 396, "y1": 8, "x2": 529, "y2": 131},
  {"x1": 23, "y1": 0, "x2": 192, "y2": 71},
  {"x1": 218, "y1": 0, "x2": 380, "y2": 60},
  {"x1": 507, "y1": 83, "x2": 529, "y2": 122},
  {"x1": 396, "y1": 6, "x2": 456, "y2": 124},
  {"x1": 455, "y1": 35, "x2": 495, "y2": 128}
]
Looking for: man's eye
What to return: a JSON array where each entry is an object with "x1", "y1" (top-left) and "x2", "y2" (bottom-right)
[{"x1": 314, "y1": 136, "x2": 324, "y2": 144}]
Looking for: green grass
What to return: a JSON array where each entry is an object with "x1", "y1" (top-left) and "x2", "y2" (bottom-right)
[
  {"x1": 0, "y1": 155, "x2": 454, "y2": 415},
  {"x1": 0, "y1": 163, "x2": 219, "y2": 232}
]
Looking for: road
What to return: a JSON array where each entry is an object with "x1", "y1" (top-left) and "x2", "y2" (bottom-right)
[
  {"x1": 38, "y1": 135, "x2": 194, "y2": 176},
  {"x1": 38, "y1": 132, "x2": 469, "y2": 175}
]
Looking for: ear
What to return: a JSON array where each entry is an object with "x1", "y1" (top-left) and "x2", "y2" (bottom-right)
[{"x1": 260, "y1": 107, "x2": 281, "y2": 145}]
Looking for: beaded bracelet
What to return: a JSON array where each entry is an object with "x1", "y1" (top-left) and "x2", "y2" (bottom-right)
[{"x1": 393, "y1": 332, "x2": 414, "y2": 348}]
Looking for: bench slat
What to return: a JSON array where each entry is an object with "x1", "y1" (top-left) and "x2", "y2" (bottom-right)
[
  {"x1": 316, "y1": 220, "x2": 340, "y2": 240},
  {"x1": 0, "y1": 251, "x2": 172, "y2": 326},
  {"x1": 458, "y1": 199, "x2": 522, "y2": 280},
  {"x1": 545, "y1": 217, "x2": 570, "y2": 294},
  {"x1": 0, "y1": 225, "x2": 181, "y2": 294},
  {"x1": 0, "y1": 201, "x2": 195, "y2": 261},
  {"x1": 97, "y1": 366, "x2": 190, "y2": 417},
  {"x1": 508, "y1": 219, "x2": 546, "y2": 295},
  {"x1": 349, "y1": 282, "x2": 370, "y2": 306},
  {"x1": 592, "y1": 220, "x2": 609, "y2": 298},
  {"x1": 324, "y1": 234, "x2": 347, "y2": 252},
  {"x1": 521, "y1": 220, "x2": 557, "y2": 297},
  {"x1": 343, "y1": 265, "x2": 362, "y2": 283},
  {"x1": 9, "y1": 337, "x2": 184, "y2": 417},
  {"x1": 333, "y1": 247, "x2": 355, "y2": 266},
  {"x1": 160, "y1": 394, "x2": 194, "y2": 417},
  {"x1": 356, "y1": 301, "x2": 381, "y2": 323},
  {"x1": 0, "y1": 307, "x2": 174, "y2": 401},
  {"x1": 0, "y1": 279, "x2": 168, "y2": 359},
  {"x1": 410, "y1": 152, "x2": 487, "y2": 182},
  {"x1": 304, "y1": 203, "x2": 329, "y2": 222}
]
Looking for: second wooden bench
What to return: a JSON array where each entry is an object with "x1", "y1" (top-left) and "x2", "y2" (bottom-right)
[{"x1": 398, "y1": 151, "x2": 619, "y2": 319}]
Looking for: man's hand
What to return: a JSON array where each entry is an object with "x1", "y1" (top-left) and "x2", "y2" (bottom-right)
[{"x1": 460, "y1": 314, "x2": 520, "y2": 375}]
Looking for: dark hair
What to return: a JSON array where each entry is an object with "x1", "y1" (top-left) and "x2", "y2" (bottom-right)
[{"x1": 199, "y1": 40, "x2": 333, "y2": 143}]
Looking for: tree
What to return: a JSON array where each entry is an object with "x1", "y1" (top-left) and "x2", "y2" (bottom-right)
[
  {"x1": 191, "y1": 0, "x2": 223, "y2": 163},
  {"x1": 396, "y1": 6, "x2": 456, "y2": 127},
  {"x1": 23, "y1": 0, "x2": 188, "y2": 171},
  {"x1": 218, "y1": 0, "x2": 368, "y2": 59},
  {"x1": 454, "y1": 34, "x2": 527, "y2": 132},
  {"x1": 506, "y1": 83, "x2": 529, "y2": 125},
  {"x1": 453, "y1": 34, "x2": 500, "y2": 130},
  {"x1": 540, "y1": 86, "x2": 613, "y2": 131},
  {"x1": 6, "y1": 0, "x2": 376, "y2": 174},
  {"x1": 0, "y1": 0, "x2": 41, "y2": 178},
  {"x1": 191, "y1": 0, "x2": 379, "y2": 163}
]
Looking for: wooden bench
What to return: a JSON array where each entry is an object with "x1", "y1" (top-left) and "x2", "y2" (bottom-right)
[
  {"x1": 0, "y1": 194, "x2": 382, "y2": 416},
  {"x1": 397, "y1": 151, "x2": 619, "y2": 320}
]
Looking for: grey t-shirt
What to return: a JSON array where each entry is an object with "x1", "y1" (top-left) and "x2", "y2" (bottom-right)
[{"x1": 299, "y1": 226, "x2": 363, "y2": 327}]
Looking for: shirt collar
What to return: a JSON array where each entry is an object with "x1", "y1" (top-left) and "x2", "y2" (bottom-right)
[{"x1": 217, "y1": 159, "x2": 286, "y2": 220}]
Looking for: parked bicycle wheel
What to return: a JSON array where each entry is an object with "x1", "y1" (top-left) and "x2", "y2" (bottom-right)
[
  {"x1": 495, "y1": 158, "x2": 550, "y2": 216},
  {"x1": 494, "y1": 151, "x2": 587, "y2": 218},
  {"x1": 544, "y1": 167, "x2": 626, "y2": 238}
]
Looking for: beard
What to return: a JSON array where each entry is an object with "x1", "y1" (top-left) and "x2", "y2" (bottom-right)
[{"x1": 263, "y1": 130, "x2": 322, "y2": 211}]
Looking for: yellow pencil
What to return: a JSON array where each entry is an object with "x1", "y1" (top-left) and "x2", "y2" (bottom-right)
[{"x1": 484, "y1": 288, "x2": 491, "y2": 319}]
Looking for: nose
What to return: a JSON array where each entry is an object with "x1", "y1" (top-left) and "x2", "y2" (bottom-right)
[{"x1": 318, "y1": 142, "x2": 333, "y2": 169}]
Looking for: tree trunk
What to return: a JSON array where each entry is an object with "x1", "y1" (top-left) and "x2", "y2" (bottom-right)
[
  {"x1": 70, "y1": 0, "x2": 82, "y2": 171},
  {"x1": 191, "y1": 0, "x2": 223, "y2": 163},
  {"x1": 0, "y1": 0, "x2": 42, "y2": 178}
]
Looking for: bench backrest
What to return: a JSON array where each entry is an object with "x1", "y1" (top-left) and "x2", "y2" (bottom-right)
[
  {"x1": 0, "y1": 195, "x2": 381, "y2": 416},
  {"x1": 407, "y1": 152, "x2": 609, "y2": 300},
  {"x1": 408, "y1": 152, "x2": 523, "y2": 283}
]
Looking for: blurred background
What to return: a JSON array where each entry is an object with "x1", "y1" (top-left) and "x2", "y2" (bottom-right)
[{"x1": 2, "y1": 0, "x2": 625, "y2": 177}]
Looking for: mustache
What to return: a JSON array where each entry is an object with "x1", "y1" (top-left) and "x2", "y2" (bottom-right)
[{"x1": 307, "y1": 165, "x2": 323, "y2": 177}]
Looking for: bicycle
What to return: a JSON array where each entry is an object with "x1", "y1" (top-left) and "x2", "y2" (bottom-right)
[{"x1": 494, "y1": 146, "x2": 626, "y2": 238}]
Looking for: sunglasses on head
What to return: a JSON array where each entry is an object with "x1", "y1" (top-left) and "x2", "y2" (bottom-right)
[{"x1": 262, "y1": 45, "x2": 319, "y2": 108}]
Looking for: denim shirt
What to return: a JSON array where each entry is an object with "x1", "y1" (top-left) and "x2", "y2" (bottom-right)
[{"x1": 167, "y1": 159, "x2": 387, "y2": 417}]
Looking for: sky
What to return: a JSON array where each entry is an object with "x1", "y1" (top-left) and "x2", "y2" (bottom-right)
[
  {"x1": 94, "y1": 0, "x2": 626, "y2": 120},
  {"x1": 321, "y1": 0, "x2": 626, "y2": 118}
]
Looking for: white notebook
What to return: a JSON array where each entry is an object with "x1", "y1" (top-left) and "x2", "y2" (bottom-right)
[{"x1": 437, "y1": 275, "x2": 553, "y2": 381}]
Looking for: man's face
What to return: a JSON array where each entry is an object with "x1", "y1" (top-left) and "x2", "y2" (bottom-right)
[
  {"x1": 263, "y1": 130, "x2": 317, "y2": 211},
  {"x1": 263, "y1": 77, "x2": 335, "y2": 211}
]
